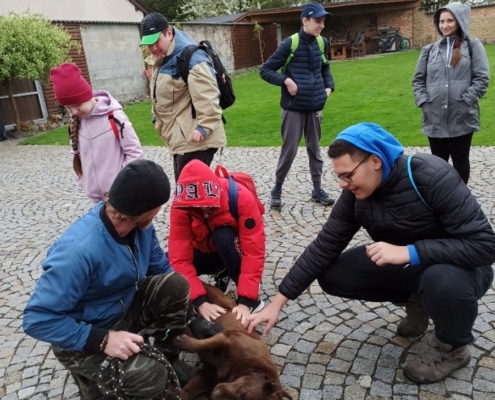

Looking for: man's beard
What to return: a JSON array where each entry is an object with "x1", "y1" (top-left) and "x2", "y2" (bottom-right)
[{"x1": 135, "y1": 217, "x2": 153, "y2": 230}]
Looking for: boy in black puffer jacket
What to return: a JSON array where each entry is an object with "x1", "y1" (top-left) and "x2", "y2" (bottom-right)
[{"x1": 260, "y1": 2, "x2": 335, "y2": 207}]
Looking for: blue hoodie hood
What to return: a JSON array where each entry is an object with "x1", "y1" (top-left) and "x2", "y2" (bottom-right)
[{"x1": 334, "y1": 123, "x2": 404, "y2": 181}]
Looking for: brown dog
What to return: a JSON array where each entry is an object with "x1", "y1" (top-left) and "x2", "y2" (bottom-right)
[{"x1": 174, "y1": 284, "x2": 293, "y2": 400}]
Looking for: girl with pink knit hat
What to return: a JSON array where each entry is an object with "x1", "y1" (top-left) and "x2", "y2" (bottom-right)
[{"x1": 50, "y1": 63, "x2": 143, "y2": 202}]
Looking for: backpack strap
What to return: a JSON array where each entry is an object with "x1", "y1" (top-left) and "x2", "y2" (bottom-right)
[
  {"x1": 281, "y1": 33, "x2": 299, "y2": 73},
  {"x1": 227, "y1": 176, "x2": 240, "y2": 221},
  {"x1": 316, "y1": 35, "x2": 328, "y2": 64},
  {"x1": 178, "y1": 44, "x2": 201, "y2": 84},
  {"x1": 178, "y1": 44, "x2": 210, "y2": 121},
  {"x1": 407, "y1": 155, "x2": 432, "y2": 210},
  {"x1": 215, "y1": 165, "x2": 240, "y2": 221},
  {"x1": 108, "y1": 111, "x2": 124, "y2": 139},
  {"x1": 466, "y1": 36, "x2": 473, "y2": 58},
  {"x1": 282, "y1": 33, "x2": 327, "y2": 73}
]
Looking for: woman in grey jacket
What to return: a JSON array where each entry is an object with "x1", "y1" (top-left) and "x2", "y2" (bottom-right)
[{"x1": 412, "y1": 2, "x2": 489, "y2": 184}]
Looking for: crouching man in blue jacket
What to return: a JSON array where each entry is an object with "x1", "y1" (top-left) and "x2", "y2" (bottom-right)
[{"x1": 24, "y1": 160, "x2": 194, "y2": 399}]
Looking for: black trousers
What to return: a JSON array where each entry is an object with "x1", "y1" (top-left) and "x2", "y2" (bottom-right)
[
  {"x1": 317, "y1": 245, "x2": 493, "y2": 347},
  {"x1": 193, "y1": 226, "x2": 241, "y2": 284},
  {"x1": 428, "y1": 133, "x2": 473, "y2": 184},
  {"x1": 173, "y1": 148, "x2": 217, "y2": 181}
]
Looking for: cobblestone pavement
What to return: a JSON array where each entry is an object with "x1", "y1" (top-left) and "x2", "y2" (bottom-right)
[{"x1": 1, "y1": 141, "x2": 495, "y2": 400}]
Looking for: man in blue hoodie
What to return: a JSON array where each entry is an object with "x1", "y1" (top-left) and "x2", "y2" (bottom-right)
[
  {"x1": 260, "y1": 2, "x2": 335, "y2": 207},
  {"x1": 247, "y1": 123, "x2": 495, "y2": 383}
]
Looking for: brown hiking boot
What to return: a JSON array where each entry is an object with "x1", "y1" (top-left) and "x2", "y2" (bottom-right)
[
  {"x1": 397, "y1": 293, "x2": 429, "y2": 337},
  {"x1": 403, "y1": 335, "x2": 471, "y2": 384}
]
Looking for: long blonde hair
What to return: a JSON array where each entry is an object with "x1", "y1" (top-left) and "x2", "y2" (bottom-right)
[{"x1": 69, "y1": 115, "x2": 83, "y2": 177}]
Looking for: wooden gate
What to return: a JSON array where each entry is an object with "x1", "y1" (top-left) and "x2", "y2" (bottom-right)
[{"x1": 0, "y1": 79, "x2": 48, "y2": 128}]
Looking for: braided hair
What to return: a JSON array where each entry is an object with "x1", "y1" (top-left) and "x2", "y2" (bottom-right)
[
  {"x1": 69, "y1": 115, "x2": 83, "y2": 177},
  {"x1": 450, "y1": 35, "x2": 463, "y2": 67}
]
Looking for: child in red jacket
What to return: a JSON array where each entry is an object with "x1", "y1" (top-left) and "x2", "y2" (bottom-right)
[{"x1": 169, "y1": 160, "x2": 265, "y2": 324}]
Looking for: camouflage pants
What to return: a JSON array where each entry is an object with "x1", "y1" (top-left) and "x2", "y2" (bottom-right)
[{"x1": 52, "y1": 272, "x2": 189, "y2": 400}]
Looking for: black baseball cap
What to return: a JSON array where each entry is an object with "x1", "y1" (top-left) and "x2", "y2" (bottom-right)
[{"x1": 140, "y1": 13, "x2": 169, "y2": 46}]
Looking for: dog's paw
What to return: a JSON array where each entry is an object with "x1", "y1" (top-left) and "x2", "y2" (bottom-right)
[{"x1": 173, "y1": 334, "x2": 195, "y2": 352}]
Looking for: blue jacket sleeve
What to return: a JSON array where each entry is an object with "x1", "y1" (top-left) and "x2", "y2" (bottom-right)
[
  {"x1": 407, "y1": 245, "x2": 420, "y2": 266},
  {"x1": 259, "y1": 38, "x2": 292, "y2": 87},
  {"x1": 23, "y1": 247, "x2": 93, "y2": 351}
]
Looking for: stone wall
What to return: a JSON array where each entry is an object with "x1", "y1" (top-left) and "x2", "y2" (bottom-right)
[
  {"x1": 181, "y1": 25, "x2": 235, "y2": 73},
  {"x1": 81, "y1": 24, "x2": 148, "y2": 102},
  {"x1": 0, "y1": 0, "x2": 144, "y2": 23}
]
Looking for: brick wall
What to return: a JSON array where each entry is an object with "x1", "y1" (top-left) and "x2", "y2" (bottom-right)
[
  {"x1": 470, "y1": 5, "x2": 495, "y2": 42},
  {"x1": 329, "y1": 3, "x2": 495, "y2": 49},
  {"x1": 395, "y1": 4, "x2": 495, "y2": 47}
]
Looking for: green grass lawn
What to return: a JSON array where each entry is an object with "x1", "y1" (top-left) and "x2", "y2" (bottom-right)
[{"x1": 21, "y1": 44, "x2": 495, "y2": 147}]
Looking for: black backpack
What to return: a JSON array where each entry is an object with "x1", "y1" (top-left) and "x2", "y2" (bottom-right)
[{"x1": 178, "y1": 40, "x2": 235, "y2": 111}]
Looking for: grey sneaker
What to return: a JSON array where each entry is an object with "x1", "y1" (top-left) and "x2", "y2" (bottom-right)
[
  {"x1": 403, "y1": 335, "x2": 471, "y2": 384},
  {"x1": 311, "y1": 189, "x2": 335, "y2": 206},
  {"x1": 397, "y1": 293, "x2": 429, "y2": 337},
  {"x1": 270, "y1": 187, "x2": 282, "y2": 207}
]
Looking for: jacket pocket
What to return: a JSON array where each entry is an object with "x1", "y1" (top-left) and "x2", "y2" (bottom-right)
[
  {"x1": 421, "y1": 101, "x2": 434, "y2": 125},
  {"x1": 455, "y1": 99, "x2": 471, "y2": 123}
]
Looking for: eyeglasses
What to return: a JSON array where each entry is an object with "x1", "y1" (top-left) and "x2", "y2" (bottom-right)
[{"x1": 336, "y1": 154, "x2": 371, "y2": 183}]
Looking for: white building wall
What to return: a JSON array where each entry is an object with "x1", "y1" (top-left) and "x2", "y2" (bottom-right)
[
  {"x1": 181, "y1": 25, "x2": 235, "y2": 73},
  {"x1": 0, "y1": 0, "x2": 144, "y2": 22},
  {"x1": 81, "y1": 24, "x2": 148, "y2": 102}
]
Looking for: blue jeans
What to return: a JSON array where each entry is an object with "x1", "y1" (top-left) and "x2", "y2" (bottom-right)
[{"x1": 318, "y1": 245, "x2": 493, "y2": 347}]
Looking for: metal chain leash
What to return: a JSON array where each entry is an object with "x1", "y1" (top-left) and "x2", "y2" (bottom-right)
[{"x1": 96, "y1": 341, "x2": 181, "y2": 400}]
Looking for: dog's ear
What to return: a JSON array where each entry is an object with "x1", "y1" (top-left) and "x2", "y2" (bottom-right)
[
  {"x1": 263, "y1": 380, "x2": 293, "y2": 400},
  {"x1": 262, "y1": 380, "x2": 277, "y2": 395}
]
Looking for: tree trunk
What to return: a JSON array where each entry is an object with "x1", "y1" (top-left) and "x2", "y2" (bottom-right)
[{"x1": 6, "y1": 79, "x2": 21, "y2": 132}]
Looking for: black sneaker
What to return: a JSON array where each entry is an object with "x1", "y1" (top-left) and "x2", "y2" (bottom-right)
[
  {"x1": 214, "y1": 269, "x2": 234, "y2": 294},
  {"x1": 249, "y1": 298, "x2": 265, "y2": 314},
  {"x1": 187, "y1": 304, "x2": 223, "y2": 339},
  {"x1": 170, "y1": 357, "x2": 196, "y2": 387},
  {"x1": 270, "y1": 187, "x2": 282, "y2": 207},
  {"x1": 311, "y1": 189, "x2": 335, "y2": 206}
]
